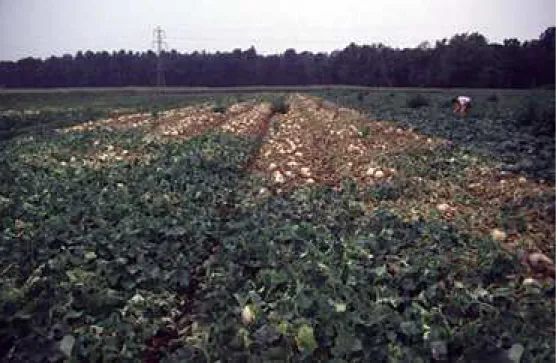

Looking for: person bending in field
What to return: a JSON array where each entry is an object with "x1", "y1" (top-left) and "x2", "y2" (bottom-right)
[{"x1": 452, "y1": 96, "x2": 472, "y2": 116}]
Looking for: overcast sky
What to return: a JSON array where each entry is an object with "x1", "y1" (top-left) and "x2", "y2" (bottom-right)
[{"x1": 0, "y1": 0, "x2": 555, "y2": 61}]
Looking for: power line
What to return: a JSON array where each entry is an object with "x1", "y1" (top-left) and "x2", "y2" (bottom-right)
[
  {"x1": 152, "y1": 26, "x2": 167, "y2": 89},
  {"x1": 166, "y1": 35, "x2": 358, "y2": 44}
]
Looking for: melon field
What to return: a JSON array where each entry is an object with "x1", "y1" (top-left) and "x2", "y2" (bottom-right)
[{"x1": 0, "y1": 89, "x2": 555, "y2": 362}]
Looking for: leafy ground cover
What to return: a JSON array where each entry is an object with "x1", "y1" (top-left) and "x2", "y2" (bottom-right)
[{"x1": 0, "y1": 91, "x2": 554, "y2": 362}]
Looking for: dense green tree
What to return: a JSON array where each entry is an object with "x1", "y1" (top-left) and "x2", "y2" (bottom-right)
[{"x1": 0, "y1": 28, "x2": 554, "y2": 88}]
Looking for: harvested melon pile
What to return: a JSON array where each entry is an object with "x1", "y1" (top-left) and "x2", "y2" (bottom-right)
[
  {"x1": 59, "y1": 104, "x2": 227, "y2": 139},
  {"x1": 252, "y1": 94, "x2": 447, "y2": 189},
  {"x1": 154, "y1": 105, "x2": 225, "y2": 138},
  {"x1": 219, "y1": 102, "x2": 273, "y2": 137},
  {"x1": 52, "y1": 102, "x2": 275, "y2": 171},
  {"x1": 59, "y1": 112, "x2": 153, "y2": 133}
]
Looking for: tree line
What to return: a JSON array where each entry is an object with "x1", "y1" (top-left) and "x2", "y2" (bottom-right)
[{"x1": 0, "y1": 28, "x2": 554, "y2": 88}]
